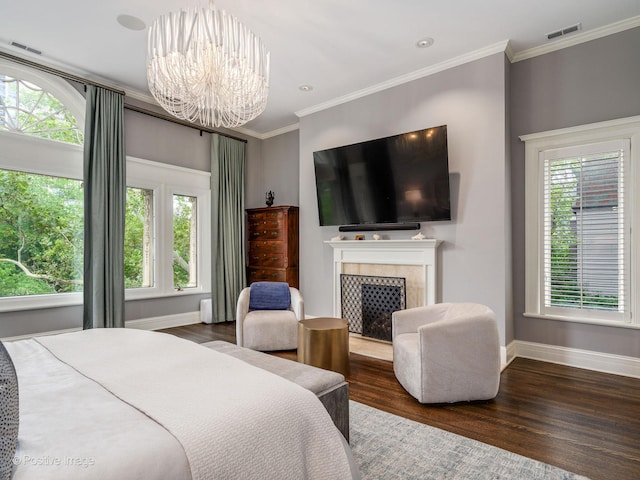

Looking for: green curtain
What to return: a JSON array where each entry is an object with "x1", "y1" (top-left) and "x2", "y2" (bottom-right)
[
  {"x1": 211, "y1": 134, "x2": 246, "y2": 322},
  {"x1": 82, "y1": 86, "x2": 126, "y2": 329}
]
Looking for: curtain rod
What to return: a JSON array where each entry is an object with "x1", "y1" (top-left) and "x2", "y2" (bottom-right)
[
  {"x1": 124, "y1": 104, "x2": 248, "y2": 143},
  {"x1": 0, "y1": 50, "x2": 248, "y2": 144}
]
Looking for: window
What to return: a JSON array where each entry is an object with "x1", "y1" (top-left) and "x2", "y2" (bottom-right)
[
  {"x1": 125, "y1": 158, "x2": 210, "y2": 302},
  {"x1": 0, "y1": 60, "x2": 85, "y2": 311},
  {"x1": 0, "y1": 73, "x2": 83, "y2": 143},
  {"x1": 173, "y1": 194, "x2": 197, "y2": 290},
  {"x1": 125, "y1": 187, "x2": 154, "y2": 289},
  {"x1": 0, "y1": 60, "x2": 211, "y2": 312},
  {"x1": 522, "y1": 116, "x2": 640, "y2": 327},
  {"x1": 0, "y1": 170, "x2": 83, "y2": 297},
  {"x1": 542, "y1": 141, "x2": 627, "y2": 320}
]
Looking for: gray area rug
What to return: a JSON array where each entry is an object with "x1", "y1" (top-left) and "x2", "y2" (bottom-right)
[{"x1": 349, "y1": 401, "x2": 589, "y2": 480}]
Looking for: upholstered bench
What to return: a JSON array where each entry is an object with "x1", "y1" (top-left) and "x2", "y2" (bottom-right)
[{"x1": 201, "y1": 340, "x2": 349, "y2": 441}]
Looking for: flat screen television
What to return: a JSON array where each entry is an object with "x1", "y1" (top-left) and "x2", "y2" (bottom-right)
[{"x1": 313, "y1": 125, "x2": 451, "y2": 227}]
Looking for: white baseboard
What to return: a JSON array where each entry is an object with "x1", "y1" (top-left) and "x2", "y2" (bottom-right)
[
  {"x1": 505, "y1": 342, "x2": 518, "y2": 367},
  {"x1": 499, "y1": 346, "x2": 512, "y2": 372},
  {"x1": 2, "y1": 312, "x2": 201, "y2": 342},
  {"x1": 126, "y1": 311, "x2": 201, "y2": 331},
  {"x1": 508, "y1": 340, "x2": 640, "y2": 379}
]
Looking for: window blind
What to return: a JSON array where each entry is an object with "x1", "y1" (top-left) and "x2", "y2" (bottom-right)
[{"x1": 542, "y1": 142, "x2": 626, "y2": 314}]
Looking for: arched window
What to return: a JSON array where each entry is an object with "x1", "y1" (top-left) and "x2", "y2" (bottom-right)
[
  {"x1": 0, "y1": 59, "x2": 85, "y2": 143},
  {"x1": 0, "y1": 74, "x2": 83, "y2": 144},
  {"x1": 0, "y1": 61, "x2": 85, "y2": 309}
]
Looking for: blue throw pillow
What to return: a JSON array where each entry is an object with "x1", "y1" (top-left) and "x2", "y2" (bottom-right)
[
  {"x1": 0, "y1": 340, "x2": 18, "y2": 480},
  {"x1": 249, "y1": 282, "x2": 291, "y2": 310}
]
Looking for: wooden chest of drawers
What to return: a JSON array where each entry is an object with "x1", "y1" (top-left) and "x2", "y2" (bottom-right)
[{"x1": 246, "y1": 206, "x2": 299, "y2": 288}]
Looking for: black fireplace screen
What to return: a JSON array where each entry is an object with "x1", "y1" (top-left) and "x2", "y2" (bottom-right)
[{"x1": 340, "y1": 274, "x2": 406, "y2": 342}]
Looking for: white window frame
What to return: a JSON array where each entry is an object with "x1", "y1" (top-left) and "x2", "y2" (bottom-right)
[
  {"x1": 126, "y1": 157, "x2": 211, "y2": 301},
  {"x1": 521, "y1": 115, "x2": 640, "y2": 329},
  {"x1": 0, "y1": 133, "x2": 84, "y2": 311}
]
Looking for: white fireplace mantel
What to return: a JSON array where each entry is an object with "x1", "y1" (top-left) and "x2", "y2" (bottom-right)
[{"x1": 326, "y1": 239, "x2": 441, "y2": 318}]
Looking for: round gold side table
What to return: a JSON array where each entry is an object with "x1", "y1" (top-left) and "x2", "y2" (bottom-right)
[{"x1": 297, "y1": 317, "x2": 350, "y2": 376}]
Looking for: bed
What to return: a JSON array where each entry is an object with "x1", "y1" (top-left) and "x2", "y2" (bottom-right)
[{"x1": 1, "y1": 328, "x2": 359, "y2": 480}]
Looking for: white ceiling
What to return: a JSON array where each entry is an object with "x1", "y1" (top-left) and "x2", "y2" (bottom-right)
[{"x1": 1, "y1": 0, "x2": 639, "y2": 138}]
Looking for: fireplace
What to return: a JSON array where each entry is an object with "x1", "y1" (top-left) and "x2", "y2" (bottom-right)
[
  {"x1": 326, "y1": 239, "x2": 441, "y2": 328},
  {"x1": 341, "y1": 274, "x2": 406, "y2": 342}
]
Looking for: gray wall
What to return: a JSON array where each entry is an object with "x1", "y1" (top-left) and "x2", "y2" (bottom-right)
[
  {"x1": 1, "y1": 97, "x2": 260, "y2": 338},
  {"x1": 298, "y1": 53, "x2": 511, "y2": 346},
  {"x1": 245, "y1": 129, "x2": 300, "y2": 209},
  {"x1": 510, "y1": 27, "x2": 640, "y2": 357}
]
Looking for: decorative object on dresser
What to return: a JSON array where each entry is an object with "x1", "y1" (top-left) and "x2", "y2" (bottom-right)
[
  {"x1": 265, "y1": 190, "x2": 275, "y2": 207},
  {"x1": 246, "y1": 205, "x2": 299, "y2": 288}
]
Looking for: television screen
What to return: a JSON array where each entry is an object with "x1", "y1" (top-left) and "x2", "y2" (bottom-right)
[{"x1": 313, "y1": 125, "x2": 451, "y2": 227}]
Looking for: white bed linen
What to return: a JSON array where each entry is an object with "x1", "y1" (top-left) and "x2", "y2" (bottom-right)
[
  {"x1": 31, "y1": 328, "x2": 355, "y2": 480},
  {"x1": 6, "y1": 338, "x2": 191, "y2": 480}
]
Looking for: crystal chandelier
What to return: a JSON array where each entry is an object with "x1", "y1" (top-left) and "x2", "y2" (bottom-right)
[{"x1": 147, "y1": 3, "x2": 270, "y2": 128}]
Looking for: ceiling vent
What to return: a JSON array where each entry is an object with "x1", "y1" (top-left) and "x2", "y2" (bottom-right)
[
  {"x1": 10, "y1": 41, "x2": 42, "y2": 55},
  {"x1": 546, "y1": 23, "x2": 582, "y2": 40}
]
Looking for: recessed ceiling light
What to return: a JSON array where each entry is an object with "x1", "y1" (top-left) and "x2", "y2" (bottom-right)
[
  {"x1": 416, "y1": 37, "x2": 434, "y2": 48},
  {"x1": 299, "y1": 85, "x2": 313, "y2": 92},
  {"x1": 117, "y1": 14, "x2": 146, "y2": 31}
]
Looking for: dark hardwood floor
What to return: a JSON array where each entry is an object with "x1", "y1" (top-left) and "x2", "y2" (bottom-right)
[{"x1": 159, "y1": 322, "x2": 640, "y2": 480}]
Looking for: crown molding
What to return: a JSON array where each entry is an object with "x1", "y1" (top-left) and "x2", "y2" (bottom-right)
[
  {"x1": 234, "y1": 121, "x2": 299, "y2": 140},
  {"x1": 511, "y1": 15, "x2": 640, "y2": 63},
  {"x1": 296, "y1": 40, "x2": 510, "y2": 118},
  {"x1": 503, "y1": 40, "x2": 515, "y2": 63}
]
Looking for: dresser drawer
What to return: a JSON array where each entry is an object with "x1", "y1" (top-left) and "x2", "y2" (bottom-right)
[
  {"x1": 247, "y1": 268, "x2": 287, "y2": 283},
  {"x1": 247, "y1": 211, "x2": 283, "y2": 231},
  {"x1": 248, "y1": 241, "x2": 285, "y2": 255},
  {"x1": 247, "y1": 252, "x2": 286, "y2": 267},
  {"x1": 247, "y1": 209, "x2": 282, "y2": 222},
  {"x1": 248, "y1": 227, "x2": 282, "y2": 241}
]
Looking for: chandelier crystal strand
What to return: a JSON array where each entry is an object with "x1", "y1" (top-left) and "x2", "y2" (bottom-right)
[{"x1": 147, "y1": 4, "x2": 269, "y2": 128}]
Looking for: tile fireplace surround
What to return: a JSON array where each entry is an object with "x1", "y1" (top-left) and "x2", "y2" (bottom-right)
[{"x1": 326, "y1": 239, "x2": 442, "y2": 321}]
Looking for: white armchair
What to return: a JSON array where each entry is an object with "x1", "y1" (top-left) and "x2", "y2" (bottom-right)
[
  {"x1": 392, "y1": 303, "x2": 500, "y2": 404},
  {"x1": 236, "y1": 285, "x2": 304, "y2": 351}
]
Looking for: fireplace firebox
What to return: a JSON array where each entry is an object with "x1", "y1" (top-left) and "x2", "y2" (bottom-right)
[{"x1": 340, "y1": 274, "x2": 406, "y2": 342}]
